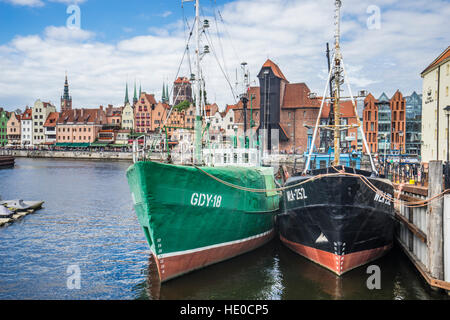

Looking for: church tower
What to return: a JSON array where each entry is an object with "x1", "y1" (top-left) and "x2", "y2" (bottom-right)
[
  {"x1": 61, "y1": 73, "x2": 72, "y2": 112},
  {"x1": 133, "y1": 81, "x2": 138, "y2": 105},
  {"x1": 162, "y1": 82, "x2": 169, "y2": 104},
  {"x1": 124, "y1": 82, "x2": 130, "y2": 105}
]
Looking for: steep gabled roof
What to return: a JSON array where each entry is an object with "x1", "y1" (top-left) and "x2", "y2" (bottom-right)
[
  {"x1": 21, "y1": 108, "x2": 32, "y2": 121},
  {"x1": 44, "y1": 112, "x2": 59, "y2": 127},
  {"x1": 421, "y1": 46, "x2": 450, "y2": 76},
  {"x1": 144, "y1": 93, "x2": 157, "y2": 105},
  {"x1": 262, "y1": 59, "x2": 288, "y2": 82},
  {"x1": 228, "y1": 87, "x2": 261, "y2": 111},
  {"x1": 377, "y1": 92, "x2": 390, "y2": 102}
]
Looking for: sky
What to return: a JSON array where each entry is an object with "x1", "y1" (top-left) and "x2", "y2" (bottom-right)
[{"x1": 0, "y1": 0, "x2": 449, "y2": 112}]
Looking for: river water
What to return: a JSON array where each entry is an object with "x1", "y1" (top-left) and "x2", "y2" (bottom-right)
[{"x1": 0, "y1": 158, "x2": 448, "y2": 300}]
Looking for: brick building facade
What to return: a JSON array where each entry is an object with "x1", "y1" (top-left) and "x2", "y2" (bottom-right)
[{"x1": 230, "y1": 60, "x2": 320, "y2": 154}]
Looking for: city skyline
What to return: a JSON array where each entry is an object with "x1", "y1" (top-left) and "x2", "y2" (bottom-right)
[{"x1": 0, "y1": 0, "x2": 449, "y2": 111}]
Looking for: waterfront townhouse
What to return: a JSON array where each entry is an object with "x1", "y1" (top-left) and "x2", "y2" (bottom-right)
[
  {"x1": 31, "y1": 100, "x2": 56, "y2": 146},
  {"x1": 363, "y1": 94, "x2": 379, "y2": 154},
  {"x1": 205, "y1": 103, "x2": 219, "y2": 117},
  {"x1": 404, "y1": 92, "x2": 423, "y2": 156},
  {"x1": 134, "y1": 92, "x2": 160, "y2": 133},
  {"x1": 376, "y1": 93, "x2": 392, "y2": 155},
  {"x1": 363, "y1": 91, "x2": 422, "y2": 157},
  {"x1": 421, "y1": 46, "x2": 450, "y2": 163},
  {"x1": 43, "y1": 112, "x2": 59, "y2": 145},
  {"x1": 0, "y1": 108, "x2": 10, "y2": 147},
  {"x1": 21, "y1": 107, "x2": 33, "y2": 146},
  {"x1": 105, "y1": 104, "x2": 123, "y2": 127},
  {"x1": 225, "y1": 86, "x2": 261, "y2": 138},
  {"x1": 121, "y1": 102, "x2": 134, "y2": 131},
  {"x1": 390, "y1": 90, "x2": 406, "y2": 154},
  {"x1": 6, "y1": 112, "x2": 21, "y2": 146},
  {"x1": 115, "y1": 129, "x2": 131, "y2": 145},
  {"x1": 56, "y1": 107, "x2": 107, "y2": 145}
]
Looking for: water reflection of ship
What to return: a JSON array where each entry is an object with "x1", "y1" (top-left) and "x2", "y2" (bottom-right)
[
  {"x1": 145, "y1": 255, "x2": 161, "y2": 300},
  {"x1": 144, "y1": 242, "x2": 281, "y2": 300},
  {"x1": 276, "y1": 240, "x2": 345, "y2": 299}
]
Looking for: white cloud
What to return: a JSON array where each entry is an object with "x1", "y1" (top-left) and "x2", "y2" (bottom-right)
[
  {"x1": 160, "y1": 11, "x2": 173, "y2": 18},
  {"x1": 0, "y1": 0, "x2": 449, "y2": 112},
  {"x1": 2, "y1": 0, "x2": 44, "y2": 6},
  {"x1": 1, "y1": 0, "x2": 86, "y2": 6}
]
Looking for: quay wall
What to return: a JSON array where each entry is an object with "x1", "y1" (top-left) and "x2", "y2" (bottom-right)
[
  {"x1": 2, "y1": 150, "x2": 373, "y2": 172},
  {"x1": 8, "y1": 150, "x2": 134, "y2": 161}
]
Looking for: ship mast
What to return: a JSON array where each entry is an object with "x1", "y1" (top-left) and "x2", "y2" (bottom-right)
[
  {"x1": 193, "y1": 0, "x2": 202, "y2": 165},
  {"x1": 303, "y1": 0, "x2": 378, "y2": 174},
  {"x1": 333, "y1": 0, "x2": 342, "y2": 166}
]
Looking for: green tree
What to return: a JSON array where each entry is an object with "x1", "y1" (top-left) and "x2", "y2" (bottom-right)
[{"x1": 174, "y1": 100, "x2": 191, "y2": 112}]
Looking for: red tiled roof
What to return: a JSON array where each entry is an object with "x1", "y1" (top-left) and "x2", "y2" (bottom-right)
[
  {"x1": 57, "y1": 108, "x2": 105, "y2": 125},
  {"x1": 421, "y1": 46, "x2": 450, "y2": 76},
  {"x1": 21, "y1": 108, "x2": 32, "y2": 121},
  {"x1": 225, "y1": 104, "x2": 237, "y2": 115},
  {"x1": 262, "y1": 59, "x2": 288, "y2": 82},
  {"x1": 228, "y1": 87, "x2": 261, "y2": 111},
  {"x1": 42, "y1": 102, "x2": 54, "y2": 109},
  {"x1": 44, "y1": 112, "x2": 59, "y2": 127},
  {"x1": 320, "y1": 100, "x2": 357, "y2": 119},
  {"x1": 282, "y1": 83, "x2": 320, "y2": 108},
  {"x1": 145, "y1": 94, "x2": 157, "y2": 105},
  {"x1": 174, "y1": 77, "x2": 190, "y2": 84},
  {"x1": 205, "y1": 103, "x2": 219, "y2": 116}
]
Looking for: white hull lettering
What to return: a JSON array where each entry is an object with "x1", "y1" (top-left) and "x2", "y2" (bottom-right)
[
  {"x1": 191, "y1": 193, "x2": 222, "y2": 208},
  {"x1": 287, "y1": 188, "x2": 308, "y2": 202},
  {"x1": 374, "y1": 192, "x2": 392, "y2": 206}
]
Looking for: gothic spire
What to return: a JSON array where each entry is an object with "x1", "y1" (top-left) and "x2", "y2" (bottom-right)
[
  {"x1": 125, "y1": 83, "x2": 130, "y2": 105},
  {"x1": 133, "y1": 80, "x2": 138, "y2": 105}
]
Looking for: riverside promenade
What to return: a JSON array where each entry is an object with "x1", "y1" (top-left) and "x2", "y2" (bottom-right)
[{"x1": 4, "y1": 149, "x2": 134, "y2": 161}]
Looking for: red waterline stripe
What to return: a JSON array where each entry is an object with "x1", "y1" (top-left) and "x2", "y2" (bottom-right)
[
  {"x1": 154, "y1": 229, "x2": 274, "y2": 282},
  {"x1": 280, "y1": 235, "x2": 392, "y2": 275}
]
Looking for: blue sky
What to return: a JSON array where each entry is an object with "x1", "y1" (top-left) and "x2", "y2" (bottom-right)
[
  {"x1": 0, "y1": 0, "x2": 449, "y2": 111},
  {"x1": 0, "y1": 1, "x2": 188, "y2": 43}
]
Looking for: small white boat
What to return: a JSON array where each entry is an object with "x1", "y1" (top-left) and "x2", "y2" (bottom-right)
[
  {"x1": 0, "y1": 205, "x2": 13, "y2": 218},
  {"x1": 1, "y1": 200, "x2": 44, "y2": 212}
]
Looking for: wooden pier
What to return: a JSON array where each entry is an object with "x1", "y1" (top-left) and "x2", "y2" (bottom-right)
[
  {"x1": 0, "y1": 209, "x2": 38, "y2": 227},
  {"x1": 0, "y1": 155, "x2": 15, "y2": 169},
  {"x1": 394, "y1": 160, "x2": 450, "y2": 294}
]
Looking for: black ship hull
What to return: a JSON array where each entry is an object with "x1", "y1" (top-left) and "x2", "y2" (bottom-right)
[{"x1": 278, "y1": 167, "x2": 394, "y2": 275}]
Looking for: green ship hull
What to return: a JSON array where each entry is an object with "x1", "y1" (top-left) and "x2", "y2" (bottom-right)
[{"x1": 126, "y1": 160, "x2": 279, "y2": 282}]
